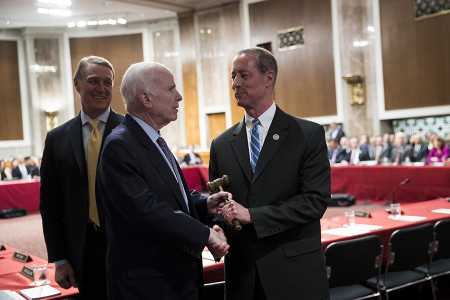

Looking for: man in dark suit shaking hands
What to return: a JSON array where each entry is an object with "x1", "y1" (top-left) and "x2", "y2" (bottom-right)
[
  {"x1": 40, "y1": 56, "x2": 123, "y2": 299},
  {"x1": 97, "y1": 62, "x2": 229, "y2": 300},
  {"x1": 209, "y1": 48, "x2": 330, "y2": 300}
]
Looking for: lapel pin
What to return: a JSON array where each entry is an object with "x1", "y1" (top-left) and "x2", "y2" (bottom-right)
[{"x1": 272, "y1": 134, "x2": 279, "y2": 141}]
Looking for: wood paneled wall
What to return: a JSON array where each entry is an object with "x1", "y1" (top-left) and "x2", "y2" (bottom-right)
[
  {"x1": 179, "y1": 13, "x2": 201, "y2": 146},
  {"x1": 69, "y1": 34, "x2": 144, "y2": 115},
  {"x1": 207, "y1": 112, "x2": 226, "y2": 145},
  {"x1": 0, "y1": 40, "x2": 23, "y2": 140},
  {"x1": 249, "y1": 0, "x2": 336, "y2": 118},
  {"x1": 380, "y1": 0, "x2": 450, "y2": 110}
]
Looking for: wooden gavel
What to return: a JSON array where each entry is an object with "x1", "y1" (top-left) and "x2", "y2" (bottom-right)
[{"x1": 207, "y1": 175, "x2": 242, "y2": 231}]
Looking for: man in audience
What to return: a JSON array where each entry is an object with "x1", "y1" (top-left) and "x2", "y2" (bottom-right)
[
  {"x1": 97, "y1": 62, "x2": 229, "y2": 300},
  {"x1": 24, "y1": 156, "x2": 40, "y2": 178},
  {"x1": 390, "y1": 132, "x2": 409, "y2": 164},
  {"x1": 209, "y1": 47, "x2": 329, "y2": 300},
  {"x1": 406, "y1": 134, "x2": 428, "y2": 163},
  {"x1": 40, "y1": 56, "x2": 123, "y2": 300},
  {"x1": 180, "y1": 145, "x2": 203, "y2": 166},
  {"x1": 327, "y1": 122, "x2": 345, "y2": 143},
  {"x1": 379, "y1": 133, "x2": 393, "y2": 163},
  {"x1": 12, "y1": 157, "x2": 29, "y2": 179}
]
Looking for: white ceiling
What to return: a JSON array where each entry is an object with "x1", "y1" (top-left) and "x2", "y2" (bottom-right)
[{"x1": 0, "y1": 0, "x2": 239, "y2": 29}]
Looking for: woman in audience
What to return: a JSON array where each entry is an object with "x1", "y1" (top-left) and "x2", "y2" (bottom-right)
[
  {"x1": 1, "y1": 160, "x2": 13, "y2": 180},
  {"x1": 426, "y1": 136, "x2": 449, "y2": 165}
]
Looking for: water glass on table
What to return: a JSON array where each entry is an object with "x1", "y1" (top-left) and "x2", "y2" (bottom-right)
[
  {"x1": 390, "y1": 203, "x2": 401, "y2": 218},
  {"x1": 344, "y1": 210, "x2": 355, "y2": 227}
]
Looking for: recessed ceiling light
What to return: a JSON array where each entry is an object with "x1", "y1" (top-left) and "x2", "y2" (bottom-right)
[
  {"x1": 117, "y1": 18, "x2": 127, "y2": 25},
  {"x1": 37, "y1": 0, "x2": 72, "y2": 8},
  {"x1": 67, "y1": 21, "x2": 75, "y2": 28},
  {"x1": 37, "y1": 7, "x2": 72, "y2": 17},
  {"x1": 76, "y1": 20, "x2": 87, "y2": 27},
  {"x1": 87, "y1": 20, "x2": 98, "y2": 26}
]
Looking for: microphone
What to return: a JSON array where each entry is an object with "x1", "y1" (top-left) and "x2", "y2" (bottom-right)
[{"x1": 386, "y1": 177, "x2": 410, "y2": 206}]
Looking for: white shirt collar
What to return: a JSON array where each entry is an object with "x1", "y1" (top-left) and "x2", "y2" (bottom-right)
[
  {"x1": 244, "y1": 102, "x2": 276, "y2": 129},
  {"x1": 80, "y1": 107, "x2": 111, "y2": 126}
]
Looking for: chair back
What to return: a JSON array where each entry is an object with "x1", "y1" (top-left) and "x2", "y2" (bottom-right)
[
  {"x1": 325, "y1": 235, "x2": 383, "y2": 288},
  {"x1": 433, "y1": 219, "x2": 450, "y2": 260},
  {"x1": 387, "y1": 223, "x2": 434, "y2": 272}
]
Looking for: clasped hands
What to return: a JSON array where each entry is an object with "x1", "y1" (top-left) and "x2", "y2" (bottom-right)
[{"x1": 206, "y1": 191, "x2": 252, "y2": 260}]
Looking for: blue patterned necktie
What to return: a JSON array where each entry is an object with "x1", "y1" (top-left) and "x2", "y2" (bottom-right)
[
  {"x1": 250, "y1": 119, "x2": 261, "y2": 173},
  {"x1": 157, "y1": 137, "x2": 189, "y2": 212}
]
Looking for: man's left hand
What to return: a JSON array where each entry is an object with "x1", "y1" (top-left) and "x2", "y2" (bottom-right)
[
  {"x1": 221, "y1": 200, "x2": 252, "y2": 224},
  {"x1": 207, "y1": 191, "x2": 231, "y2": 214}
]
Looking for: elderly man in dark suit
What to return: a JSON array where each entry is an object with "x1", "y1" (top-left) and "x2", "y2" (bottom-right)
[
  {"x1": 97, "y1": 62, "x2": 230, "y2": 300},
  {"x1": 40, "y1": 56, "x2": 123, "y2": 299},
  {"x1": 209, "y1": 48, "x2": 330, "y2": 300}
]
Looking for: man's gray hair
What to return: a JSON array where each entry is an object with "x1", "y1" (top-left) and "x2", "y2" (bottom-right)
[
  {"x1": 121, "y1": 62, "x2": 168, "y2": 105},
  {"x1": 73, "y1": 56, "x2": 115, "y2": 81},
  {"x1": 237, "y1": 47, "x2": 278, "y2": 84}
]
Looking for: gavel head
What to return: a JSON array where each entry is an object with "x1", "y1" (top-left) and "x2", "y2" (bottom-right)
[{"x1": 207, "y1": 175, "x2": 230, "y2": 193}]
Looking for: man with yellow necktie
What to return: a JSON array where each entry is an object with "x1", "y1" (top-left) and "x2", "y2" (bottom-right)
[{"x1": 40, "y1": 56, "x2": 123, "y2": 300}]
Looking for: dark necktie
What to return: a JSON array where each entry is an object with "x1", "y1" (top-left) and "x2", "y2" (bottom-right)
[{"x1": 157, "y1": 137, "x2": 189, "y2": 212}]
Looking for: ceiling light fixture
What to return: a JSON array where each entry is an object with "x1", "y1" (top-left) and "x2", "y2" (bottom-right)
[
  {"x1": 37, "y1": 0, "x2": 72, "y2": 7},
  {"x1": 37, "y1": 7, "x2": 72, "y2": 17},
  {"x1": 67, "y1": 17, "x2": 128, "y2": 28}
]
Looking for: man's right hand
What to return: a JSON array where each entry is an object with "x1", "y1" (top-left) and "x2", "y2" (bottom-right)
[
  {"x1": 207, "y1": 225, "x2": 229, "y2": 260},
  {"x1": 55, "y1": 261, "x2": 77, "y2": 289}
]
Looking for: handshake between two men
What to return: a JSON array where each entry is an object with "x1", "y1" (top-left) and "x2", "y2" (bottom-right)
[{"x1": 204, "y1": 189, "x2": 252, "y2": 261}]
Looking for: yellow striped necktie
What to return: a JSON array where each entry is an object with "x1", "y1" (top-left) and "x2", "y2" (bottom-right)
[{"x1": 87, "y1": 119, "x2": 101, "y2": 226}]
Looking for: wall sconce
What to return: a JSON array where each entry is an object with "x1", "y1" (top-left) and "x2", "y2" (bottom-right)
[
  {"x1": 342, "y1": 74, "x2": 365, "y2": 105},
  {"x1": 45, "y1": 110, "x2": 59, "y2": 131}
]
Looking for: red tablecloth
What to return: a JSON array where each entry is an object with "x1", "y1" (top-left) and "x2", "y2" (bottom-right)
[
  {"x1": 202, "y1": 198, "x2": 450, "y2": 283},
  {"x1": 0, "y1": 180, "x2": 40, "y2": 212},
  {"x1": 0, "y1": 246, "x2": 78, "y2": 298},
  {"x1": 331, "y1": 166, "x2": 450, "y2": 202},
  {"x1": 182, "y1": 166, "x2": 450, "y2": 202},
  {"x1": 181, "y1": 166, "x2": 209, "y2": 192}
]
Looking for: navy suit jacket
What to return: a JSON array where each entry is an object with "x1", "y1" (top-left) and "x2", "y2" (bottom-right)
[{"x1": 97, "y1": 114, "x2": 210, "y2": 300}]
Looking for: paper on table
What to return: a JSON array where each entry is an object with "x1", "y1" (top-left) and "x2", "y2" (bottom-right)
[
  {"x1": 19, "y1": 285, "x2": 60, "y2": 300},
  {"x1": 0, "y1": 290, "x2": 25, "y2": 300},
  {"x1": 202, "y1": 251, "x2": 216, "y2": 261},
  {"x1": 432, "y1": 208, "x2": 450, "y2": 215},
  {"x1": 388, "y1": 215, "x2": 427, "y2": 222},
  {"x1": 323, "y1": 224, "x2": 383, "y2": 236}
]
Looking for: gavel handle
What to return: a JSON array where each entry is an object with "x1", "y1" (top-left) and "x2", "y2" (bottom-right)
[{"x1": 219, "y1": 186, "x2": 242, "y2": 231}]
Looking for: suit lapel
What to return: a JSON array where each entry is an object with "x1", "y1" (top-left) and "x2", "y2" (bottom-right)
[
  {"x1": 230, "y1": 120, "x2": 252, "y2": 183},
  {"x1": 69, "y1": 115, "x2": 86, "y2": 177},
  {"x1": 102, "y1": 111, "x2": 122, "y2": 147},
  {"x1": 124, "y1": 115, "x2": 189, "y2": 213},
  {"x1": 253, "y1": 107, "x2": 289, "y2": 183}
]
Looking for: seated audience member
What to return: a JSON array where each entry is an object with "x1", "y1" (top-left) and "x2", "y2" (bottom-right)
[
  {"x1": 390, "y1": 132, "x2": 409, "y2": 165},
  {"x1": 327, "y1": 122, "x2": 345, "y2": 143},
  {"x1": 12, "y1": 157, "x2": 30, "y2": 179},
  {"x1": 180, "y1": 146, "x2": 203, "y2": 166},
  {"x1": 337, "y1": 136, "x2": 351, "y2": 164},
  {"x1": 25, "y1": 156, "x2": 40, "y2": 178},
  {"x1": 378, "y1": 133, "x2": 393, "y2": 163},
  {"x1": 1, "y1": 160, "x2": 13, "y2": 180},
  {"x1": 426, "y1": 136, "x2": 449, "y2": 165},
  {"x1": 347, "y1": 137, "x2": 371, "y2": 164},
  {"x1": 406, "y1": 134, "x2": 428, "y2": 163},
  {"x1": 373, "y1": 135, "x2": 384, "y2": 162},
  {"x1": 328, "y1": 139, "x2": 346, "y2": 164},
  {"x1": 359, "y1": 134, "x2": 373, "y2": 161}
]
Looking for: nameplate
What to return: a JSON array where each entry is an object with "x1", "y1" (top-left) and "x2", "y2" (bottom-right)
[
  {"x1": 0, "y1": 244, "x2": 5, "y2": 251},
  {"x1": 13, "y1": 251, "x2": 33, "y2": 263},
  {"x1": 20, "y1": 266, "x2": 34, "y2": 281}
]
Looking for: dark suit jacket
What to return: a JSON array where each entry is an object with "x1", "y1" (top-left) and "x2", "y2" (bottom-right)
[
  {"x1": 209, "y1": 107, "x2": 330, "y2": 300},
  {"x1": 12, "y1": 166, "x2": 25, "y2": 179},
  {"x1": 97, "y1": 115, "x2": 210, "y2": 300},
  {"x1": 40, "y1": 111, "x2": 123, "y2": 284}
]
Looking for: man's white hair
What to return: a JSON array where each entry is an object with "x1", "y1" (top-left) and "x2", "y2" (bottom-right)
[{"x1": 120, "y1": 62, "x2": 169, "y2": 105}]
